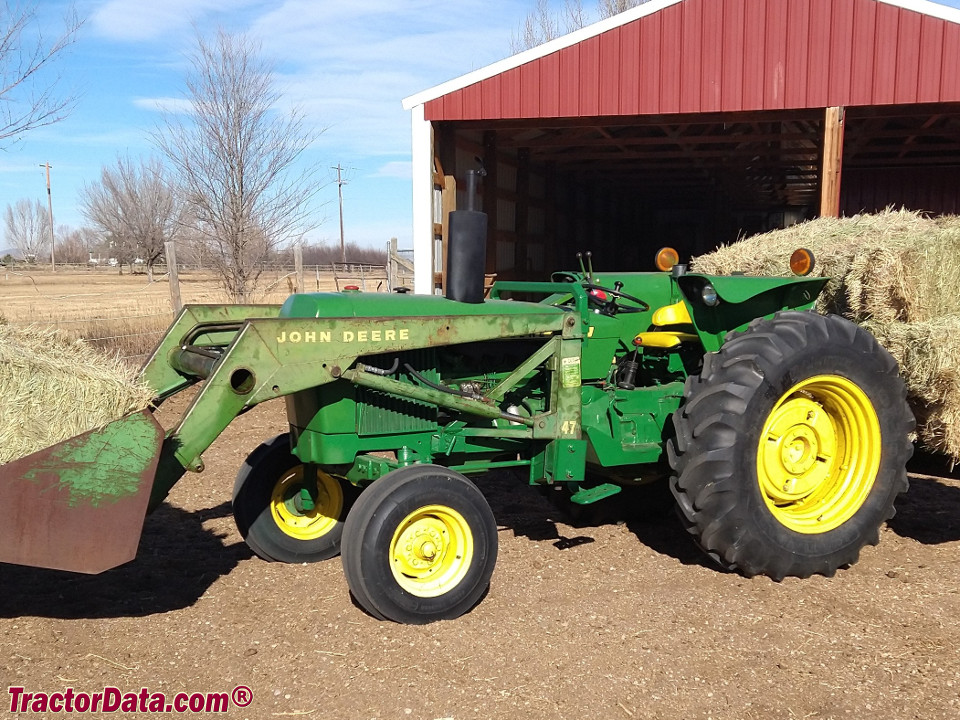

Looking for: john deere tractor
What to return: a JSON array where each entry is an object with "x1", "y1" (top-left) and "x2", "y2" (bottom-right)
[{"x1": 0, "y1": 244, "x2": 913, "y2": 624}]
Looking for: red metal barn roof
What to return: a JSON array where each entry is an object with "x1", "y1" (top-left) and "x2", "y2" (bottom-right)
[{"x1": 405, "y1": 0, "x2": 960, "y2": 120}]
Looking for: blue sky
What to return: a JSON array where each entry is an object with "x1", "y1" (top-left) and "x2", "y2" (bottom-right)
[
  {"x1": 0, "y1": 0, "x2": 533, "y2": 251},
  {"x1": 4, "y1": 0, "x2": 960, "y2": 252}
]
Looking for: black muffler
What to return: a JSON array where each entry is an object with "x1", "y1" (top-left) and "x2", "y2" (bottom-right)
[{"x1": 446, "y1": 166, "x2": 487, "y2": 303}]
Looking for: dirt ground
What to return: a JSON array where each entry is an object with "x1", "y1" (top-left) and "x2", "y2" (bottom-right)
[{"x1": 3, "y1": 393, "x2": 960, "y2": 720}]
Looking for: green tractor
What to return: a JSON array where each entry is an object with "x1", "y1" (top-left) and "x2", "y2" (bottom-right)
[{"x1": 0, "y1": 247, "x2": 913, "y2": 624}]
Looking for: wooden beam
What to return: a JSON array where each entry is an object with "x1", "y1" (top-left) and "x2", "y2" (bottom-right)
[
  {"x1": 440, "y1": 174, "x2": 456, "y2": 294},
  {"x1": 546, "y1": 147, "x2": 822, "y2": 163},
  {"x1": 844, "y1": 157, "x2": 960, "y2": 168},
  {"x1": 438, "y1": 123, "x2": 458, "y2": 186},
  {"x1": 448, "y1": 108, "x2": 826, "y2": 132},
  {"x1": 844, "y1": 101, "x2": 960, "y2": 120},
  {"x1": 483, "y1": 130, "x2": 499, "y2": 272},
  {"x1": 514, "y1": 149, "x2": 530, "y2": 273},
  {"x1": 506, "y1": 130, "x2": 821, "y2": 149},
  {"x1": 861, "y1": 141, "x2": 960, "y2": 156},
  {"x1": 544, "y1": 163, "x2": 560, "y2": 270},
  {"x1": 820, "y1": 106, "x2": 845, "y2": 218}
]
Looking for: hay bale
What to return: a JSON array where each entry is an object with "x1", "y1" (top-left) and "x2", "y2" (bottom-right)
[
  {"x1": 862, "y1": 317, "x2": 960, "y2": 461},
  {"x1": 0, "y1": 322, "x2": 153, "y2": 465},
  {"x1": 692, "y1": 209, "x2": 960, "y2": 461},
  {"x1": 692, "y1": 208, "x2": 960, "y2": 322}
]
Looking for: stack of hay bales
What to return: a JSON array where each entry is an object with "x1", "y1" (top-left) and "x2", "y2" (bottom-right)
[
  {"x1": 0, "y1": 321, "x2": 154, "y2": 465},
  {"x1": 692, "y1": 208, "x2": 960, "y2": 462}
]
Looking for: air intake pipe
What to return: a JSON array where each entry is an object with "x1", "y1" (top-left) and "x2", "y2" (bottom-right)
[{"x1": 446, "y1": 165, "x2": 488, "y2": 303}]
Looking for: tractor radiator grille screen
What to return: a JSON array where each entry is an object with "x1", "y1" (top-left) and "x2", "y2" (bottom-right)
[{"x1": 355, "y1": 351, "x2": 438, "y2": 436}]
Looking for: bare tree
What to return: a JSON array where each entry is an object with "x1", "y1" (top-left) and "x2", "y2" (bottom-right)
[
  {"x1": 299, "y1": 241, "x2": 387, "y2": 266},
  {"x1": 55, "y1": 224, "x2": 100, "y2": 264},
  {"x1": 171, "y1": 212, "x2": 212, "y2": 269},
  {"x1": 0, "y1": 2, "x2": 82, "y2": 147},
  {"x1": 510, "y1": 0, "x2": 646, "y2": 52},
  {"x1": 598, "y1": 0, "x2": 644, "y2": 17},
  {"x1": 511, "y1": 0, "x2": 561, "y2": 53},
  {"x1": 3, "y1": 197, "x2": 48, "y2": 260},
  {"x1": 80, "y1": 156, "x2": 183, "y2": 280},
  {"x1": 153, "y1": 29, "x2": 323, "y2": 302},
  {"x1": 565, "y1": 0, "x2": 588, "y2": 32}
]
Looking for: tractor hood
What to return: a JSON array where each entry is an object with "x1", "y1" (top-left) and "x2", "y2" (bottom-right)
[
  {"x1": 280, "y1": 291, "x2": 567, "y2": 320},
  {"x1": 681, "y1": 273, "x2": 829, "y2": 304}
]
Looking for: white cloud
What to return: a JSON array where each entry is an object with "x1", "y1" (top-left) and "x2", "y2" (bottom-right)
[
  {"x1": 90, "y1": 0, "x2": 261, "y2": 41},
  {"x1": 91, "y1": 1, "x2": 523, "y2": 159},
  {"x1": 32, "y1": 0, "x2": 530, "y2": 248},
  {"x1": 243, "y1": 1, "x2": 522, "y2": 159}
]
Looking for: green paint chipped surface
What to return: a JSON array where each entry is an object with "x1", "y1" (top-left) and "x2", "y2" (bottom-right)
[{"x1": 21, "y1": 413, "x2": 159, "y2": 507}]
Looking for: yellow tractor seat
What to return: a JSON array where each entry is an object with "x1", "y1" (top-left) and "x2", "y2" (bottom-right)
[
  {"x1": 651, "y1": 301, "x2": 692, "y2": 327},
  {"x1": 634, "y1": 301, "x2": 698, "y2": 348},
  {"x1": 633, "y1": 331, "x2": 699, "y2": 348}
]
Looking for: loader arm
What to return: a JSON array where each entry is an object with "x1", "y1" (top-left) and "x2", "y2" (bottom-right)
[
  {"x1": 149, "y1": 309, "x2": 574, "y2": 508},
  {"x1": 139, "y1": 304, "x2": 283, "y2": 403}
]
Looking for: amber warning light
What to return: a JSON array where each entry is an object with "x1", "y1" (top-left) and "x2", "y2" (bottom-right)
[
  {"x1": 655, "y1": 247, "x2": 680, "y2": 272},
  {"x1": 789, "y1": 248, "x2": 816, "y2": 276}
]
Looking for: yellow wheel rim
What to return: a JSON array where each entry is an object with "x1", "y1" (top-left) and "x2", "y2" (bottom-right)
[
  {"x1": 389, "y1": 505, "x2": 474, "y2": 598},
  {"x1": 757, "y1": 374, "x2": 882, "y2": 534},
  {"x1": 270, "y1": 467, "x2": 343, "y2": 540}
]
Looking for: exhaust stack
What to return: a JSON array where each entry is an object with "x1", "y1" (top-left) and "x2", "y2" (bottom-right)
[{"x1": 446, "y1": 166, "x2": 487, "y2": 303}]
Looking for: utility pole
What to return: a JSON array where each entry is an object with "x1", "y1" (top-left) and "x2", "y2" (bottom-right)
[
  {"x1": 333, "y1": 163, "x2": 346, "y2": 264},
  {"x1": 40, "y1": 162, "x2": 55, "y2": 271}
]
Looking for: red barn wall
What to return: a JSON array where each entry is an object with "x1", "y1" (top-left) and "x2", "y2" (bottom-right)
[{"x1": 426, "y1": 0, "x2": 960, "y2": 121}]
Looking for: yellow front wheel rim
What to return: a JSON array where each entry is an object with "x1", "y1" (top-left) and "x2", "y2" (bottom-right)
[
  {"x1": 390, "y1": 505, "x2": 474, "y2": 598},
  {"x1": 757, "y1": 375, "x2": 882, "y2": 534},
  {"x1": 270, "y1": 467, "x2": 343, "y2": 540}
]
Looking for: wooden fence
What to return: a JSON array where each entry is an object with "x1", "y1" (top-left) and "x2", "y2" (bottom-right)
[{"x1": 162, "y1": 240, "x2": 415, "y2": 312}]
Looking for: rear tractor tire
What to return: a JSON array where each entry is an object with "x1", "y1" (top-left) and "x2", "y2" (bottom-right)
[
  {"x1": 341, "y1": 465, "x2": 498, "y2": 624},
  {"x1": 233, "y1": 434, "x2": 357, "y2": 563},
  {"x1": 668, "y1": 311, "x2": 914, "y2": 580}
]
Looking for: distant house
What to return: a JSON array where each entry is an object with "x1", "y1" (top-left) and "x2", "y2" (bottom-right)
[{"x1": 405, "y1": 0, "x2": 960, "y2": 292}]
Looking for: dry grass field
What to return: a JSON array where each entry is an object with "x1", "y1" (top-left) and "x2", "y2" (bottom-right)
[{"x1": 0, "y1": 266, "x2": 388, "y2": 361}]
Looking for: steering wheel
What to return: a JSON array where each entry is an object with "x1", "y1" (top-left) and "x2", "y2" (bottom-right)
[{"x1": 582, "y1": 283, "x2": 650, "y2": 314}]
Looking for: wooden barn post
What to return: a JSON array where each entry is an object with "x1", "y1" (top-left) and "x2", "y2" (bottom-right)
[
  {"x1": 820, "y1": 106, "x2": 846, "y2": 217},
  {"x1": 165, "y1": 241, "x2": 182, "y2": 314}
]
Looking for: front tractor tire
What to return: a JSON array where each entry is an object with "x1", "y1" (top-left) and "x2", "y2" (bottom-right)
[
  {"x1": 341, "y1": 465, "x2": 498, "y2": 624},
  {"x1": 668, "y1": 312, "x2": 914, "y2": 580},
  {"x1": 233, "y1": 434, "x2": 357, "y2": 563}
]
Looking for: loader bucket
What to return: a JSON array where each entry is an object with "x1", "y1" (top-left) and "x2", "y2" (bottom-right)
[{"x1": 0, "y1": 410, "x2": 163, "y2": 574}]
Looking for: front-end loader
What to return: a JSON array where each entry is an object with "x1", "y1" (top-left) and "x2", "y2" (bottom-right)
[{"x1": 0, "y1": 243, "x2": 914, "y2": 624}]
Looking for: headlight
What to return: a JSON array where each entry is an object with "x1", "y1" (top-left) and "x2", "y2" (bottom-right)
[{"x1": 701, "y1": 283, "x2": 719, "y2": 306}]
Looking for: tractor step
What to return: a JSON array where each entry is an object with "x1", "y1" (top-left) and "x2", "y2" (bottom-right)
[{"x1": 569, "y1": 483, "x2": 622, "y2": 505}]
